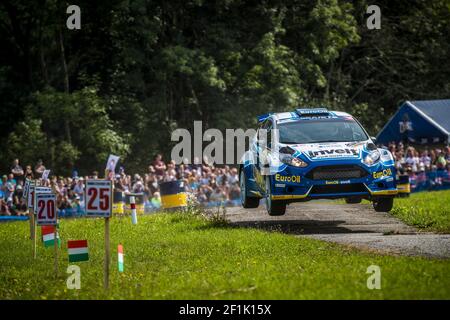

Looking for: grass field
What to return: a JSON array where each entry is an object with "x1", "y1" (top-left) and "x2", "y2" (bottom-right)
[
  {"x1": 391, "y1": 190, "x2": 450, "y2": 233},
  {"x1": 0, "y1": 212, "x2": 449, "y2": 300}
]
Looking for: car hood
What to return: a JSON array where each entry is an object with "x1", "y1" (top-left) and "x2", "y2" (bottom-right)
[{"x1": 285, "y1": 141, "x2": 370, "y2": 161}]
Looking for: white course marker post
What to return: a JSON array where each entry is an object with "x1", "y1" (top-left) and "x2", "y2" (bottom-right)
[{"x1": 130, "y1": 196, "x2": 138, "y2": 225}]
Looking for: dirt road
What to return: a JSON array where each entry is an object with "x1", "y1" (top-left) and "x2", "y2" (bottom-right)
[{"x1": 225, "y1": 201, "x2": 450, "y2": 259}]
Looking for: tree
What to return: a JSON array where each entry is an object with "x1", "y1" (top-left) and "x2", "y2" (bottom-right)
[{"x1": 5, "y1": 87, "x2": 130, "y2": 175}]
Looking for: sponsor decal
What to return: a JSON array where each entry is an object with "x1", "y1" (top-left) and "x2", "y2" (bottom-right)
[
  {"x1": 253, "y1": 166, "x2": 265, "y2": 189},
  {"x1": 340, "y1": 180, "x2": 351, "y2": 184},
  {"x1": 275, "y1": 183, "x2": 285, "y2": 188},
  {"x1": 325, "y1": 180, "x2": 339, "y2": 185},
  {"x1": 307, "y1": 148, "x2": 359, "y2": 159},
  {"x1": 372, "y1": 168, "x2": 392, "y2": 179},
  {"x1": 275, "y1": 174, "x2": 301, "y2": 183}
]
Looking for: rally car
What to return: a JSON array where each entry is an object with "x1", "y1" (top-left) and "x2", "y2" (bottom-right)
[{"x1": 239, "y1": 108, "x2": 398, "y2": 215}]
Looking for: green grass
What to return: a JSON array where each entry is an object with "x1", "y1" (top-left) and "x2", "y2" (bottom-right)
[
  {"x1": 391, "y1": 190, "x2": 450, "y2": 233},
  {"x1": 0, "y1": 213, "x2": 449, "y2": 300}
]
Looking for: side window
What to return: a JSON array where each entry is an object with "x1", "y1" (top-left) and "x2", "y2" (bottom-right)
[
  {"x1": 266, "y1": 120, "x2": 273, "y2": 149},
  {"x1": 257, "y1": 119, "x2": 273, "y2": 148}
]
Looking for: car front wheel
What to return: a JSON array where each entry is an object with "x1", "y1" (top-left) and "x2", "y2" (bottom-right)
[
  {"x1": 265, "y1": 177, "x2": 286, "y2": 216},
  {"x1": 372, "y1": 197, "x2": 394, "y2": 212},
  {"x1": 240, "y1": 169, "x2": 260, "y2": 208}
]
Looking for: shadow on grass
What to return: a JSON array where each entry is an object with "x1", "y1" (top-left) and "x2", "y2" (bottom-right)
[
  {"x1": 195, "y1": 217, "x2": 376, "y2": 235},
  {"x1": 227, "y1": 219, "x2": 376, "y2": 235}
]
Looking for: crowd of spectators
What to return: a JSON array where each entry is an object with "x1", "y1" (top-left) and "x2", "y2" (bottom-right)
[
  {"x1": 1, "y1": 146, "x2": 449, "y2": 216},
  {"x1": 0, "y1": 154, "x2": 242, "y2": 216},
  {"x1": 382, "y1": 142, "x2": 450, "y2": 174}
]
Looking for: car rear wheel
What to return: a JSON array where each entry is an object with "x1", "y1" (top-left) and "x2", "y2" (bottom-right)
[
  {"x1": 372, "y1": 197, "x2": 394, "y2": 212},
  {"x1": 265, "y1": 177, "x2": 286, "y2": 216},
  {"x1": 345, "y1": 198, "x2": 362, "y2": 204},
  {"x1": 240, "y1": 170, "x2": 260, "y2": 208}
]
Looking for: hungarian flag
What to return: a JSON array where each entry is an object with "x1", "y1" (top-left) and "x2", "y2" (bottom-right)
[
  {"x1": 41, "y1": 225, "x2": 60, "y2": 247},
  {"x1": 118, "y1": 244, "x2": 124, "y2": 272},
  {"x1": 68, "y1": 240, "x2": 89, "y2": 262}
]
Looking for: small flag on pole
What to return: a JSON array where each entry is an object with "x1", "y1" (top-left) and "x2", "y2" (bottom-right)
[
  {"x1": 68, "y1": 240, "x2": 89, "y2": 262},
  {"x1": 41, "y1": 225, "x2": 60, "y2": 247},
  {"x1": 118, "y1": 244, "x2": 124, "y2": 272}
]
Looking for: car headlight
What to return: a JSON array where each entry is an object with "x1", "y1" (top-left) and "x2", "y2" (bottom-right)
[
  {"x1": 280, "y1": 154, "x2": 308, "y2": 167},
  {"x1": 363, "y1": 150, "x2": 381, "y2": 165}
]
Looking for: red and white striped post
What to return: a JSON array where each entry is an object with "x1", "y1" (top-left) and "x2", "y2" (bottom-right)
[{"x1": 130, "y1": 196, "x2": 138, "y2": 225}]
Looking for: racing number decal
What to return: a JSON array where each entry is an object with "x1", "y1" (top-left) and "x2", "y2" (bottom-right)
[
  {"x1": 37, "y1": 199, "x2": 55, "y2": 220},
  {"x1": 87, "y1": 188, "x2": 110, "y2": 211},
  {"x1": 35, "y1": 193, "x2": 57, "y2": 225},
  {"x1": 85, "y1": 180, "x2": 112, "y2": 217}
]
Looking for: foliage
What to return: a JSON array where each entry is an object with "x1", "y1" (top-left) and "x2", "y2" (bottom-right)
[
  {"x1": 6, "y1": 119, "x2": 49, "y2": 166},
  {"x1": 5, "y1": 87, "x2": 130, "y2": 175}
]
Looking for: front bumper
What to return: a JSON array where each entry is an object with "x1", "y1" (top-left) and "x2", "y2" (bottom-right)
[{"x1": 270, "y1": 161, "x2": 397, "y2": 201}]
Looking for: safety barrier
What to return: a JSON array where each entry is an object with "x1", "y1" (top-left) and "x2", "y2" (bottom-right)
[
  {"x1": 159, "y1": 180, "x2": 188, "y2": 210},
  {"x1": 397, "y1": 175, "x2": 411, "y2": 197},
  {"x1": 112, "y1": 191, "x2": 125, "y2": 215}
]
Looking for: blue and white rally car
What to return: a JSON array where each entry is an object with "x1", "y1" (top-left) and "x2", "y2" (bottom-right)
[{"x1": 239, "y1": 108, "x2": 398, "y2": 216}]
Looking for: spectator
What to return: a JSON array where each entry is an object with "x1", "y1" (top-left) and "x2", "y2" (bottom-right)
[
  {"x1": 229, "y1": 182, "x2": 241, "y2": 201},
  {"x1": 152, "y1": 154, "x2": 166, "y2": 177},
  {"x1": 34, "y1": 159, "x2": 46, "y2": 178},
  {"x1": 13, "y1": 183, "x2": 27, "y2": 215},
  {"x1": 11, "y1": 159, "x2": 24, "y2": 184},
  {"x1": 420, "y1": 150, "x2": 431, "y2": 170},
  {"x1": 71, "y1": 195, "x2": 84, "y2": 216},
  {"x1": 25, "y1": 165, "x2": 34, "y2": 180},
  {"x1": 404, "y1": 147, "x2": 419, "y2": 172},
  {"x1": 73, "y1": 177, "x2": 85, "y2": 201},
  {"x1": 209, "y1": 184, "x2": 227, "y2": 203},
  {"x1": 150, "y1": 191, "x2": 162, "y2": 209},
  {"x1": 227, "y1": 167, "x2": 239, "y2": 185},
  {"x1": 436, "y1": 151, "x2": 447, "y2": 170}
]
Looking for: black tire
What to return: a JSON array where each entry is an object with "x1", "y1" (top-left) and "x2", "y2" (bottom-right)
[
  {"x1": 372, "y1": 197, "x2": 394, "y2": 212},
  {"x1": 345, "y1": 198, "x2": 362, "y2": 204},
  {"x1": 265, "y1": 177, "x2": 286, "y2": 216},
  {"x1": 240, "y1": 169, "x2": 260, "y2": 208}
]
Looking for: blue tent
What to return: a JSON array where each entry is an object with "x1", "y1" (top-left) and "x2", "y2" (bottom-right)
[{"x1": 377, "y1": 99, "x2": 450, "y2": 145}]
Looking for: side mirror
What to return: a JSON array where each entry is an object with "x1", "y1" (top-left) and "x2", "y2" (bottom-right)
[
  {"x1": 370, "y1": 136, "x2": 377, "y2": 144},
  {"x1": 367, "y1": 142, "x2": 377, "y2": 151}
]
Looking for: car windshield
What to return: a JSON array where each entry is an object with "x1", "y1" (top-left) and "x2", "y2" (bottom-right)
[{"x1": 278, "y1": 119, "x2": 368, "y2": 144}]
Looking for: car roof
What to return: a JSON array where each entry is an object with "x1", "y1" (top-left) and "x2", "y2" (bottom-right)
[{"x1": 271, "y1": 110, "x2": 353, "y2": 124}]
